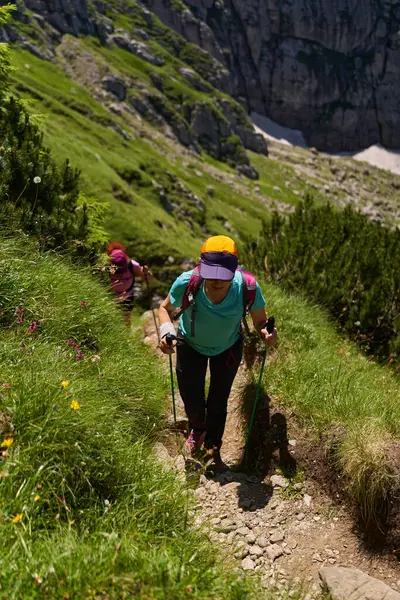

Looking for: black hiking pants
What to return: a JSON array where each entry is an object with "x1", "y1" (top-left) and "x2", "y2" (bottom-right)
[{"x1": 176, "y1": 334, "x2": 243, "y2": 450}]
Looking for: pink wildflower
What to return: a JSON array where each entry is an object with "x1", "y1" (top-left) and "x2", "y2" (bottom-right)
[
  {"x1": 16, "y1": 307, "x2": 24, "y2": 325},
  {"x1": 81, "y1": 301, "x2": 87, "y2": 308},
  {"x1": 27, "y1": 321, "x2": 39, "y2": 334},
  {"x1": 67, "y1": 339, "x2": 83, "y2": 361}
]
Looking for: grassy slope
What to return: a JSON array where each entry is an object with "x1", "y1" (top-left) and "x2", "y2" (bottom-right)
[
  {"x1": 9, "y1": 45, "x2": 307, "y2": 265},
  {"x1": 258, "y1": 279, "x2": 400, "y2": 521},
  {"x1": 0, "y1": 234, "x2": 268, "y2": 600}
]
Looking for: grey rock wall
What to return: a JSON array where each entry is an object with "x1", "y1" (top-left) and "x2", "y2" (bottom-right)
[
  {"x1": 143, "y1": 0, "x2": 400, "y2": 151},
  {"x1": 4, "y1": 0, "x2": 400, "y2": 151}
]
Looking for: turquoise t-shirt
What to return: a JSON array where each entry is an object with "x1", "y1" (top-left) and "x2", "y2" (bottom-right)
[{"x1": 169, "y1": 270, "x2": 266, "y2": 356}]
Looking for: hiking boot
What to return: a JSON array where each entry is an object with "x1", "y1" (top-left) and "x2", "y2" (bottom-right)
[
  {"x1": 205, "y1": 447, "x2": 228, "y2": 472},
  {"x1": 185, "y1": 429, "x2": 205, "y2": 455}
]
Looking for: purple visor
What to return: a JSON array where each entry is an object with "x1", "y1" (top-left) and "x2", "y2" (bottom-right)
[{"x1": 199, "y1": 252, "x2": 238, "y2": 281}]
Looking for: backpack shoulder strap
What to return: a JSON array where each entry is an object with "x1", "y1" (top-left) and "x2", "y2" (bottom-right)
[
  {"x1": 238, "y1": 268, "x2": 257, "y2": 315},
  {"x1": 238, "y1": 268, "x2": 257, "y2": 341},
  {"x1": 181, "y1": 267, "x2": 202, "y2": 311},
  {"x1": 127, "y1": 260, "x2": 135, "y2": 292},
  {"x1": 174, "y1": 268, "x2": 203, "y2": 337}
]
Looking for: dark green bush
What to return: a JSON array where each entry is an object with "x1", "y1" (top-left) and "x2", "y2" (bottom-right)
[
  {"x1": 0, "y1": 97, "x2": 90, "y2": 249},
  {"x1": 249, "y1": 198, "x2": 400, "y2": 367}
]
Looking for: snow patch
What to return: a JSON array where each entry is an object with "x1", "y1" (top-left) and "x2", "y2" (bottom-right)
[
  {"x1": 251, "y1": 112, "x2": 307, "y2": 148},
  {"x1": 251, "y1": 112, "x2": 400, "y2": 178},
  {"x1": 353, "y1": 144, "x2": 400, "y2": 176}
]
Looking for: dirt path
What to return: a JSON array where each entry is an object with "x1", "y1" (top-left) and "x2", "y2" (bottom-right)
[{"x1": 143, "y1": 313, "x2": 400, "y2": 599}]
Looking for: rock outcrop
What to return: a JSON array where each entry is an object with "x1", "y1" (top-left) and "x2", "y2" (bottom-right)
[
  {"x1": 142, "y1": 0, "x2": 400, "y2": 152},
  {"x1": 320, "y1": 566, "x2": 400, "y2": 600}
]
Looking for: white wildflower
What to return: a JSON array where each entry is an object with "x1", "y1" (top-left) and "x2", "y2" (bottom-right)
[{"x1": 33, "y1": 176, "x2": 41, "y2": 184}]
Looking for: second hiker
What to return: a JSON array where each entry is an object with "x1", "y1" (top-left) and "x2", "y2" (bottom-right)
[
  {"x1": 159, "y1": 235, "x2": 277, "y2": 469},
  {"x1": 106, "y1": 242, "x2": 150, "y2": 326}
]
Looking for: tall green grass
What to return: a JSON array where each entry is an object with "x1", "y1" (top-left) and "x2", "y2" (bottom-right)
[
  {"x1": 259, "y1": 280, "x2": 400, "y2": 523},
  {"x1": 0, "y1": 234, "x2": 268, "y2": 599}
]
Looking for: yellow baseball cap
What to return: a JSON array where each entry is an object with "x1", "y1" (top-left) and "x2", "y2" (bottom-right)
[{"x1": 200, "y1": 235, "x2": 239, "y2": 280}]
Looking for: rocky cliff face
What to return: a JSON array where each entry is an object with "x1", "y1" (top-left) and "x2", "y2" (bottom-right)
[{"x1": 142, "y1": 0, "x2": 400, "y2": 152}]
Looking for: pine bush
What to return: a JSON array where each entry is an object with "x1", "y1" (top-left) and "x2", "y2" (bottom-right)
[{"x1": 250, "y1": 198, "x2": 400, "y2": 367}]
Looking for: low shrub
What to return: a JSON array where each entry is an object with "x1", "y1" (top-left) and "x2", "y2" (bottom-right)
[{"x1": 249, "y1": 198, "x2": 400, "y2": 367}]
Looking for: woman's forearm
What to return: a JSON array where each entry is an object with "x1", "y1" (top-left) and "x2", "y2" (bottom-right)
[{"x1": 159, "y1": 295, "x2": 174, "y2": 325}]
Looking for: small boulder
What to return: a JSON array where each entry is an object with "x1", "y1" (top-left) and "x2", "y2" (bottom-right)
[
  {"x1": 236, "y1": 164, "x2": 259, "y2": 180},
  {"x1": 237, "y1": 125, "x2": 268, "y2": 155},
  {"x1": 219, "y1": 518, "x2": 237, "y2": 533},
  {"x1": 270, "y1": 529, "x2": 285, "y2": 544},
  {"x1": 266, "y1": 545, "x2": 284, "y2": 562},
  {"x1": 179, "y1": 67, "x2": 209, "y2": 92},
  {"x1": 256, "y1": 535, "x2": 269, "y2": 548},
  {"x1": 270, "y1": 474, "x2": 289, "y2": 488},
  {"x1": 249, "y1": 545, "x2": 263, "y2": 557},
  {"x1": 102, "y1": 75, "x2": 126, "y2": 101},
  {"x1": 241, "y1": 557, "x2": 255, "y2": 571},
  {"x1": 319, "y1": 566, "x2": 400, "y2": 600},
  {"x1": 110, "y1": 34, "x2": 164, "y2": 66}
]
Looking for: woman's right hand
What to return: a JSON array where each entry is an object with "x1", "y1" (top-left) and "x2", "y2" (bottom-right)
[{"x1": 159, "y1": 335, "x2": 177, "y2": 355}]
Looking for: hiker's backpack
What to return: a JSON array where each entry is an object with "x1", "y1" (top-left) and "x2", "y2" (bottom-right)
[
  {"x1": 109, "y1": 254, "x2": 135, "y2": 297},
  {"x1": 175, "y1": 267, "x2": 257, "y2": 338}
]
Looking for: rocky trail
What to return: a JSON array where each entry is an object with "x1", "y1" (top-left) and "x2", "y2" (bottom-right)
[{"x1": 142, "y1": 313, "x2": 400, "y2": 600}]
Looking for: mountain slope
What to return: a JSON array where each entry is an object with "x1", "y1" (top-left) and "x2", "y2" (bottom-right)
[{"x1": 3, "y1": 0, "x2": 400, "y2": 266}]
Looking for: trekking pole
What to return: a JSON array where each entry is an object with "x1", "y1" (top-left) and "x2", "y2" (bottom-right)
[
  {"x1": 166, "y1": 333, "x2": 177, "y2": 426},
  {"x1": 243, "y1": 316, "x2": 275, "y2": 463},
  {"x1": 145, "y1": 272, "x2": 160, "y2": 343}
]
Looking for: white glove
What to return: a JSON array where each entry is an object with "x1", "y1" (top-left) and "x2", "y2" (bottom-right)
[{"x1": 160, "y1": 322, "x2": 177, "y2": 340}]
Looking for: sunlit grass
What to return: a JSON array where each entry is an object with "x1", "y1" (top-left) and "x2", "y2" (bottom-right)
[
  {"x1": 0, "y1": 234, "x2": 269, "y2": 599},
  {"x1": 259, "y1": 280, "x2": 400, "y2": 520}
]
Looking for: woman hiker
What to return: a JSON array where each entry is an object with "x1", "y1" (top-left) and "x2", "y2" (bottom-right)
[
  {"x1": 159, "y1": 235, "x2": 277, "y2": 470},
  {"x1": 106, "y1": 242, "x2": 151, "y2": 326}
]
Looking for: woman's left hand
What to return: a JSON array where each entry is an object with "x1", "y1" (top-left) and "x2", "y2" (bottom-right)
[
  {"x1": 260, "y1": 327, "x2": 278, "y2": 347},
  {"x1": 143, "y1": 265, "x2": 152, "y2": 282}
]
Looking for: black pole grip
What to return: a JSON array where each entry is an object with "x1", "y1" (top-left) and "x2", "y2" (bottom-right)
[
  {"x1": 267, "y1": 316, "x2": 275, "y2": 334},
  {"x1": 165, "y1": 333, "x2": 177, "y2": 346}
]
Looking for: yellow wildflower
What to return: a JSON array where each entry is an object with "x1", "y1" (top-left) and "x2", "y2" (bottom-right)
[
  {"x1": 12, "y1": 513, "x2": 23, "y2": 524},
  {"x1": 70, "y1": 400, "x2": 80, "y2": 410},
  {"x1": 2, "y1": 437, "x2": 13, "y2": 447},
  {"x1": 60, "y1": 380, "x2": 70, "y2": 389},
  {"x1": 34, "y1": 495, "x2": 40, "y2": 502}
]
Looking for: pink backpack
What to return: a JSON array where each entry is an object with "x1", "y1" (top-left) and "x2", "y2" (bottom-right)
[
  {"x1": 109, "y1": 250, "x2": 135, "y2": 297},
  {"x1": 176, "y1": 266, "x2": 257, "y2": 337}
]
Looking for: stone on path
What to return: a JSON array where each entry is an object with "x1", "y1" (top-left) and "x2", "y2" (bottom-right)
[
  {"x1": 235, "y1": 546, "x2": 249, "y2": 559},
  {"x1": 266, "y1": 545, "x2": 284, "y2": 561},
  {"x1": 249, "y1": 545, "x2": 264, "y2": 557},
  {"x1": 270, "y1": 474, "x2": 289, "y2": 488},
  {"x1": 270, "y1": 529, "x2": 285, "y2": 544},
  {"x1": 236, "y1": 526, "x2": 251, "y2": 536},
  {"x1": 319, "y1": 567, "x2": 400, "y2": 600},
  {"x1": 242, "y1": 557, "x2": 256, "y2": 571},
  {"x1": 256, "y1": 535, "x2": 269, "y2": 548},
  {"x1": 304, "y1": 493, "x2": 313, "y2": 507},
  {"x1": 219, "y1": 518, "x2": 236, "y2": 533}
]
